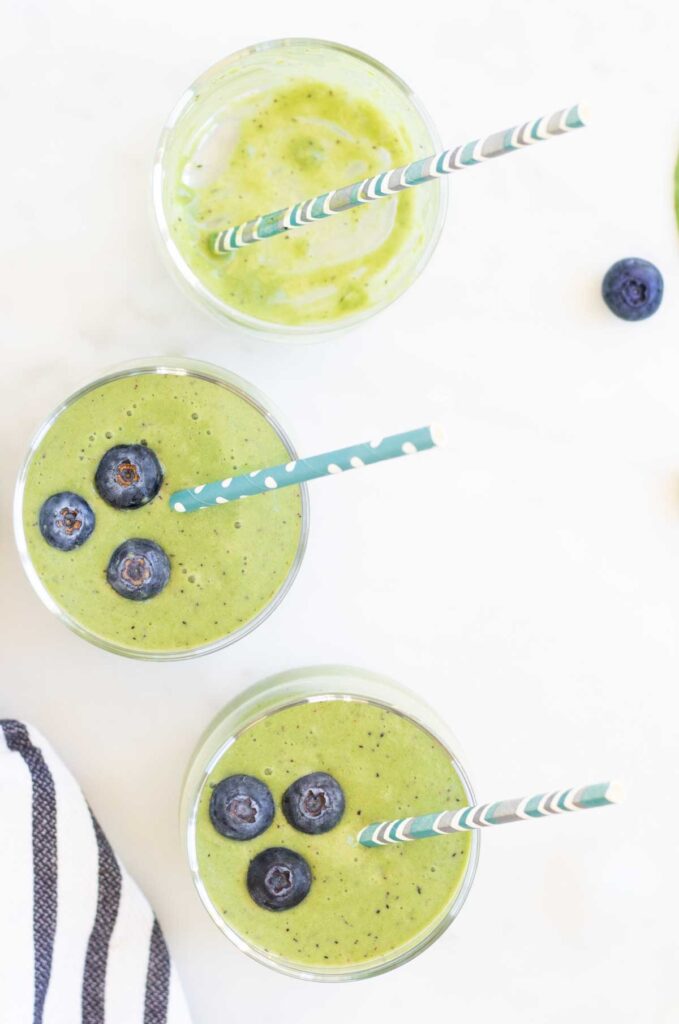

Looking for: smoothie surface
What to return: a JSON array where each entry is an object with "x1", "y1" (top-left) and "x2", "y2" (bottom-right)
[
  {"x1": 169, "y1": 79, "x2": 423, "y2": 327},
  {"x1": 194, "y1": 698, "x2": 472, "y2": 969},
  {"x1": 22, "y1": 370, "x2": 303, "y2": 654}
]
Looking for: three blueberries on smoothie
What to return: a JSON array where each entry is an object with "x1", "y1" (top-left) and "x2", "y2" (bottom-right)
[
  {"x1": 209, "y1": 768, "x2": 343, "y2": 911},
  {"x1": 40, "y1": 442, "x2": 168, "y2": 600}
]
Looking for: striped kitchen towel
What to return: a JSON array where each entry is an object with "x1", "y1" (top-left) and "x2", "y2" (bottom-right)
[{"x1": 0, "y1": 719, "x2": 192, "y2": 1024}]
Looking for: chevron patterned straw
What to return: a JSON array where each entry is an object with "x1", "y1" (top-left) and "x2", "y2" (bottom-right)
[
  {"x1": 210, "y1": 102, "x2": 588, "y2": 253},
  {"x1": 170, "y1": 424, "x2": 444, "y2": 513},
  {"x1": 358, "y1": 781, "x2": 622, "y2": 847}
]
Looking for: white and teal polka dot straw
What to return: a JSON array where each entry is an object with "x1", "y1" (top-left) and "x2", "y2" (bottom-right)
[
  {"x1": 210, "y1": 103, "x2": 588, "y2": 253},
  {"x1": 170, "y1": 424, "x2": 444, "y2": 513},
  {"x1": 358, "y1": 781, "x2": 622, "y2": 848}
]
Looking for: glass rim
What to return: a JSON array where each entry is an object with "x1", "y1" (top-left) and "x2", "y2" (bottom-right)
[
  {"x1": 183, "y1": 665, "x2": 480, "y2": 981},
  {"x1": 151, "y1": 37, "x2": 448, "y2": 339},
  {"x1": 13, "y1": 356, "x2": 310, "y2": 661}
]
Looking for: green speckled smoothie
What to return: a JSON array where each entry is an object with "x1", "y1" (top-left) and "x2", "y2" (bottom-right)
[
  {"x1": 16, "y1": 362, "x2": 306, "y2": 658},
  {"x1": 154, "y1": 40, "x2": 445, "y2": 334},
  {"x1": 185, "y1": 669, "x2": 477, "y2": 979}
]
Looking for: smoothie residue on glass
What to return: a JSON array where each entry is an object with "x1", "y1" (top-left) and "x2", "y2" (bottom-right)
[{"x1": 170, "y1": 80, "x2": 418, "y2": 326}]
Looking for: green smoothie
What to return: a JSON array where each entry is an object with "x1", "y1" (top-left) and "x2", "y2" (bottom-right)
[
  {"x1": 167, "y1": 78, "x2": 424, "y2": 328},
  {"x1": 20, "y1": 368, "x2": 303, "y2": 655},
  {"x1": 193, "y1": 698, "x2": 472, "y2": 970}
]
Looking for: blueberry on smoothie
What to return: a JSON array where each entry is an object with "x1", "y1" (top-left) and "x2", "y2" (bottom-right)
[
  {"x1": 209, "y1": 775, "x2": 274, "y2": 841},
  {"x1": 106, "y1": 538, "x2": 170, "y2": 600},
  {"x1": 247, "y1": 848, "x2": 312, "y2": 911},
  {"x1": 39, "y1": 492, "x2": 95, "y2": 551},
  {"x1": 282, "y1": 772, "x2": 345, "y2": 835},
  {"x1": 602, "y1": 258, "x2": 663, "y2": 321},
  {"x1": 95, "y1": 444, "x2": 163, "y2": 509}
]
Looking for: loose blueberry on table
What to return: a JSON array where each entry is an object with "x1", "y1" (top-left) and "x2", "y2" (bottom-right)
[
  {"x1": 106, "y1": 538, "x2": 170, "y2": 600},
  {"x1": 95, "y1": 444, "x2": 163, "y2": 509},
  {"x1": 602, "y1": 258, "x2": 663, "y2": 321},
  {"x1": 247, "y1": 848, "x2": 312, "y2": 911},
  {"x1": 39, "y1": 492, "x2": 95, "y2": 551},
  {"x1": 282, "y1": 772, "x2": 345, "y2": 834},
  {"x1": 209, "y1": 775, "x2": 275, "y2": 841}
]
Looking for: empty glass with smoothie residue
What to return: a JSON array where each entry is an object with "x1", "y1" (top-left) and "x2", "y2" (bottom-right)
[
  {"x1": 181, "y1": 666, "x2": 479, "y2": 981},
  {"x1": 153, "y1": 39, "x2": 447, "y2": 338}
]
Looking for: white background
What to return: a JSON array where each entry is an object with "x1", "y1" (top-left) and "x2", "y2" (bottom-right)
[{"x1": 2, "y1": 1, "x2": 678, "y2": 1020}]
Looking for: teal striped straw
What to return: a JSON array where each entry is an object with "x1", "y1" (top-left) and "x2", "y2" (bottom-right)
[
  {"x1": 170, "y1": 424, "x2": 444, "y2": 513},
  {"x1": 211, "y1": 102, "x2": 588, "y2": 253},
  {"x1": 358, "y1": 781, "x2": 622, "y2": 848}
]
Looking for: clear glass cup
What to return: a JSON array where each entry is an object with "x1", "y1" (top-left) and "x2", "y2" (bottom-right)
[
  {"x1": 181, "y1": 665, "x2": 479, "y2": 981},
  {"x1": 13, "y1": 357, "x2": 309, "y2": 660},
  {"x1": 152, "y1": 38, "x2": 447, "y2": 339}
]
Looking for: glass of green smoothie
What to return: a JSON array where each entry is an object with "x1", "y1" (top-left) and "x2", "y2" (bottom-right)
[
  {"x1": 153, "y1": 39, "x2": 447, "y2": 338},
  {"x1": 181, "y1": 666, "x2": 479, "y2": 981},
  {"x1": 14, "y1": 358, "x2": 308, "y2": 659}
]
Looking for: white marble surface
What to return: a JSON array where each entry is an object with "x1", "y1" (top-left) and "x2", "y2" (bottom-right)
[{"x1": 2, "y1": 1, "x2": 678, "y2": 1020}]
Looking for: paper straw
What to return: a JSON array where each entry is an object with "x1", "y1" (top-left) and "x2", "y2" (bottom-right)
[
  {"x1": 358, "y1": 780, "x2": 622, "y2": 848},
  {"x1": 170, "y1": 424, "x2": 444, "y2": 513},
  {"x1": 211, "y1": 103, "x2": 588, "y2": 253}
]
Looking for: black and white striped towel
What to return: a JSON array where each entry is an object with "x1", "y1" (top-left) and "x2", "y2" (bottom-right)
[{"x1": 0, "y1": 720, "x2": 192, "y2": 1024}]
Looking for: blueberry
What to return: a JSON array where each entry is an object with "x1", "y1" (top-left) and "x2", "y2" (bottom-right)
[
  {"x1": 282, "y1": 772, "x2": 345, "y2": 835},
  {"x1": 39, "y1": 492, "x2": 96, "y2": 551},
  {"x1": 602, "y1": 258, "x2": 663, "y2": 321},
  {"x1": 95, "y1": 444, "x2": 163, "y2": 509},
  {"x1": 106, "y1": 538, "x2": 170, "y2": 600},
  {"x1": 247, "y1": 848, "x2": 312, "y2": 911},
  {"x1": 209, "y1": 775, "x2": 274, "y2": 841}
]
